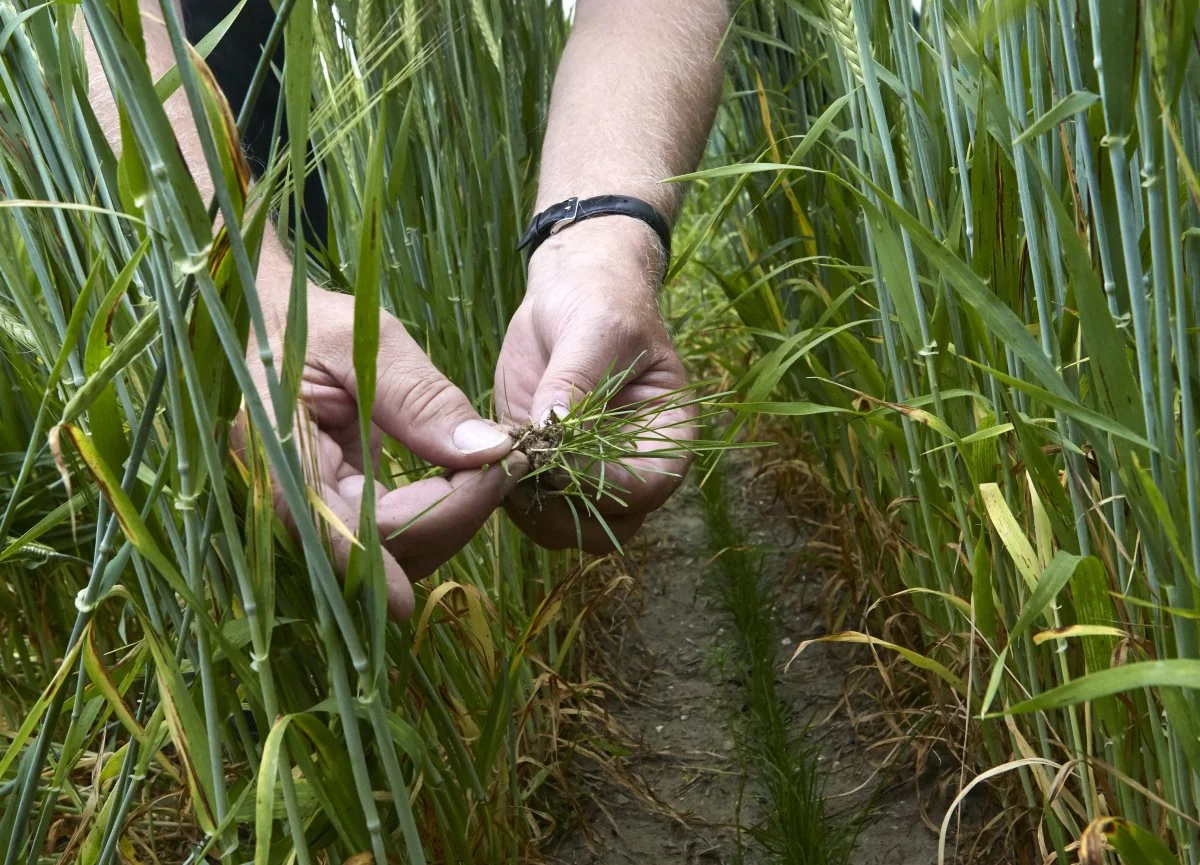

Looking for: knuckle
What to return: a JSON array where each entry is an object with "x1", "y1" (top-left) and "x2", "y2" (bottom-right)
[
  {"x1": 395, "y1": 368, "x2": 459, "y2": 427},
  {"x1": 597, "y1": 309, "x2": 642, "y2": 347}
]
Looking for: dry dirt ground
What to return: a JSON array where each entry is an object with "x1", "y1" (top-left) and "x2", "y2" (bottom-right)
[{"x1": 543, "y1": 457, "x2": 968, "y2": 865}]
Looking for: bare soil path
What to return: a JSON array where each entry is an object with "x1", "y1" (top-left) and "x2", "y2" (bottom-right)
[{"x1": 546, "y1": 456, "x2": 945, "y2": 865}]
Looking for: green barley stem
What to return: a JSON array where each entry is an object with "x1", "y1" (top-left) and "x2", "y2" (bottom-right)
[
  {"x1": 844, "y1": 71, "x2": 936, "y2": 601},
  {"x1": 1, "y1": 354, "x2": 167, "y2": 864},
  {"x1": 852, "y1": 0, "x2": 974, "y2": 579},
  {"x1": 154, "y1": 258, "x2": 314, "y2": 865}
]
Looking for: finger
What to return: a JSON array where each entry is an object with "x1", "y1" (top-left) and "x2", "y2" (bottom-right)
[
  {"x1": 333, "y1": 314, "x2": 514, "y2": 470},
  {"x1": 233, "y1": 367, "x2": 414, "y2": 621},
  {"x1": 583, "y1": 399, "x2": 699, "y2": 516},
  {"x1": 261, "y1": 423, "x2": 414, "y2": 621},
  {"x1": 492, "y1": 307, "x2": 542, "y2": 424},
  {"x1": 318, "y1": 478, "x2": 416, "y2": 622},
  {"x1": 332, "y1": 422, "x2": 384, "y2": 476},
  {"x1": 545, "y1": 356, "x2": 699, "y2": 517},
  {"x1": 336, "y1": 475, "x2": 389, "y2": 505},
  {"x1": 260, "y1": 421, "x2": 346, "y2": 529},
  {"x1": 230, "y1": 390, "x2": 314, "y2": 468},
  {"x1": 375, "y1": 453, "x2": 529, "y2": 580},
  {"x1": 504, "y1": 485, "x2": 645, "y2": 554},
  {"x1": 528, "y1": 327, "x2": 618, "y2": 426}
]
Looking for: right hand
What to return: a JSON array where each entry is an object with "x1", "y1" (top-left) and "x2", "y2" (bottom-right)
[{"x1": 243, "y1": 280, "x2": 527, "y2": 621}]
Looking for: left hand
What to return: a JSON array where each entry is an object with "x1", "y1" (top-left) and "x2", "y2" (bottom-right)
[
  {"x1": 494, "y1": 217, "x2": 696, "y2": 553},
  {"x1": 241, "y1": 280, "x2": 526, "y2": 621}
]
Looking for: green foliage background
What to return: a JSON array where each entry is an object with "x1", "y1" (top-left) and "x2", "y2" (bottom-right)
[
  {"x1": 699, "y1": 1, "x2": 1200, "y2": 861},
  {"x1": 4, "y1": 0, "x2": 1200, "y2": 863},
  {"x1": 0, "y1": 2, "x2": 580, "y2": 862}
]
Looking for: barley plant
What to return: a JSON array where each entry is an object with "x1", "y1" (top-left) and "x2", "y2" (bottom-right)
[
  {"x1": 0, "y1": 1, "x2": 640, "y2": 862},
  {"x1": 686, "y1": 0, "x2": 1200, "y2": 861}
]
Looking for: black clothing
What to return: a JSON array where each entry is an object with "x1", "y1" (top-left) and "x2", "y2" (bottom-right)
[{"x1": 181, "y1": 0, "x2": 328, "y2": 246}]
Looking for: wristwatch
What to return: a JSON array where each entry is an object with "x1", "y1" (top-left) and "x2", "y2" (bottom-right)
[{"x1": 517, "y1": 195, "x2": 672, "y2": 267}]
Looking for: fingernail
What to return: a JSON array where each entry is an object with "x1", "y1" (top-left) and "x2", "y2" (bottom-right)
[
  {"x1": 539, "y1": 403, "x2": 570, "y2": 427},
  {"x1": 453, "y1": 419, "x2": 511, "y2": 454}
]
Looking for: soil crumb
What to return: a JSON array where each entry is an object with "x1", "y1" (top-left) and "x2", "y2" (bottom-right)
[
  {"x1": 545, "y1": 453, "x2": 955, "y2": 865},
  {"x1": 510, "y1": 420, "x2": 565, "y2": 472}
]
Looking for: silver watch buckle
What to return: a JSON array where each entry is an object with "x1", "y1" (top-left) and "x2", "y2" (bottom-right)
[{"x1": 548, "y1": 197, "x2": 581, "y2": 236}]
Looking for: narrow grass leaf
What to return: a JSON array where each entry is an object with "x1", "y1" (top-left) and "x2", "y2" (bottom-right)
[
  {"x1": 255, "y1": 714, "x2": 297, "y2": 865},
  {"x1": 980, "y1": 551, "x2": 1093, "y2": 716},
  {"x1": 787, "y1": 631, "x2": 966, "y2": 693},
  {"x1": 1001, "y1": 661, "x2": 1200, "y2": 716},
  {"x1": 1013, "y1": 90, "x2": 1099, "y2": 146},
  {"x1": 1031, "y1": 625, "x2": 1127, "y2": 646},
  {"x1": 979, "y1": 483, "x2": 1041, "y2": 588}
]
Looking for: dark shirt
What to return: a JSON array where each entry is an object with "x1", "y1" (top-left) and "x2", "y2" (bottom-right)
[{"x1": 182, "y1": 0, "x2": 328, "y2": 246}]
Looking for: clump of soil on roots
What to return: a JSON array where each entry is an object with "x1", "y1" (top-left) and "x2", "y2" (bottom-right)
[
  {"x1": 509, "y1": 419, "x2": 565, "y2": 508},
  {"x1": 509, "y1": 420, "x2": 565, "y2": 470}
]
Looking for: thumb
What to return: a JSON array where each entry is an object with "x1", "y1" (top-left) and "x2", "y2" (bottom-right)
[
  {"x1": 530, "y1": 332, "x2": 613, "y2": 426},
  {"x1": 347, "y1": 316, "x2": 514, "y2": 471}
]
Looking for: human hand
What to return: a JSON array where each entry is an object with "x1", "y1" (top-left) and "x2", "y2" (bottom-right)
[
  {"x1": 494, "y1": 218, "x2": 696, "y2": 553},
  {"x1": 245, "y1": 275, "x2": 527, "y2": 621}
]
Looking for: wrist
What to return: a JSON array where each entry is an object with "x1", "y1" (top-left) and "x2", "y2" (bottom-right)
[
  {"x1": 526, "y1": 216, "x2": 666, "y2": 294},
  {"x1": 254, "y1": 238, "x2": 306, "y2": 335}
]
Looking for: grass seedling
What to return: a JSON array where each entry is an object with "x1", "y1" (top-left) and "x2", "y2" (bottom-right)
[
  {"x1": 385, "y1": 362, "x2": 756, "y2": 551},
  {"x1": 503, "y1": 362, "x2": 759, "y2": 551},
  {"x1": 510, "y1": 364, "x2": 739, "y2": 502}
]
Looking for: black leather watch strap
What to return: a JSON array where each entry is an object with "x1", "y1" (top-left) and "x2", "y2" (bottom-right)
[{"x1": 517, "y1": 195, "x2": 672, "y2": 265}]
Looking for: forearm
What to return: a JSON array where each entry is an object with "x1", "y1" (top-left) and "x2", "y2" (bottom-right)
[
  {"x1": 535, "y1": 0, "x2": 728, "y2": 224},
  {"x1": 86, "y1": 2, "x2": 209, "y2": 198},
  {"x1": 83, "y1": 0, "x2": 292, "y2": 287}
]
